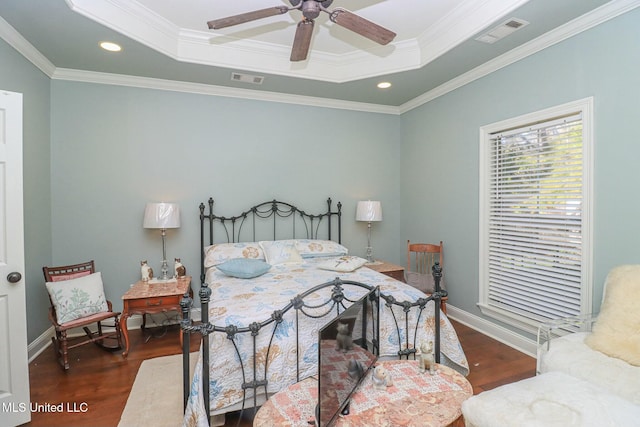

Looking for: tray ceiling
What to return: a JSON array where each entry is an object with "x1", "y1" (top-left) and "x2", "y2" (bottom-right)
[{"x1": 0, "y1": 0, "x2": 629, "y2": 107}]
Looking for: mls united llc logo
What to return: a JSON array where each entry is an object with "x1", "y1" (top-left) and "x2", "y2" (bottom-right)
[{"x1": 2, "y1": 401, "x2": 89, "y2": 413}]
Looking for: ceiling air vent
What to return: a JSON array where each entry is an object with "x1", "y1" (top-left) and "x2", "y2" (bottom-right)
[
  {"x1": 475, "y1": 17, "x2": 529, "y2": 44},
  {"x1": 231, "y1": 72, "x2": 264, "y2": 85}
]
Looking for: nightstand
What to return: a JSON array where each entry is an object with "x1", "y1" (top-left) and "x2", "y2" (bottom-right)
[
  {"x1": 120, "y1": 275, "x2": 192, "y2": 358},
  {"x1": 365, "y1": 260, "x2": 406, "y2": 282}
]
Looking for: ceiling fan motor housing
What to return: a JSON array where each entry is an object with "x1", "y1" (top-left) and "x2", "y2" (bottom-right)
[
  {"x1": 290, "y1": 0, "x2": 334, "y2": 8},
  {"x1": 301, "y1": 1, "x2": 321, "y2": 20}
]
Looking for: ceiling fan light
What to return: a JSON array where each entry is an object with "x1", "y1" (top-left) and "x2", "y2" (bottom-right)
[{"x1": 302, "y1": 1, "x2": 320, "y2": 19}]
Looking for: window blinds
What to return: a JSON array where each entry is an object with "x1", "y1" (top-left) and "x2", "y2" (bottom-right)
[{"x1": 487, "y1": 112, "x2": 583, "y2": 321}]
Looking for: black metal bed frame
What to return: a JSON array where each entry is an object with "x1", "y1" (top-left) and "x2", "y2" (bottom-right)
[{"x1": 179, "y1": 198, "x2": 445, "y2": 426}]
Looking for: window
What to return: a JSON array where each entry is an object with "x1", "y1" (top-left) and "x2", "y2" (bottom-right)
[{"x1": 479, "y1": 98, "x2": 593, "y2": 333}]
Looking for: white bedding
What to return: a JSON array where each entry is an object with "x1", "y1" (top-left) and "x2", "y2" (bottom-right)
[{"x1": 181, "y1": 258, "x2": 469, "y2": 427}]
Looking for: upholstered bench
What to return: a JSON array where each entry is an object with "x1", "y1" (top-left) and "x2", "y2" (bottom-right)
[{"x1": 461, "y1": 371, "x2": 640, "y2": 427}]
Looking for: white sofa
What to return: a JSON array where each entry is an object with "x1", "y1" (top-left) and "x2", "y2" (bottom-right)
[{"x1": 462, "y1": 265, "x2": 640, "y2": 427}]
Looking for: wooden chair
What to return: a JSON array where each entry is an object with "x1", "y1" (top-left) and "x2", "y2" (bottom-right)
[
  {"x1": 43, "y1": 260, "x2": 122, "y2": 370},
  {"x1": 406, "y1": 240, "x2": 448, "y2": 314}
]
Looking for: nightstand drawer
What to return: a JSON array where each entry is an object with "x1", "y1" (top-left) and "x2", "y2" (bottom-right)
[{"x1": 126, "y1": 295, "x2": 180, "y2": 310}]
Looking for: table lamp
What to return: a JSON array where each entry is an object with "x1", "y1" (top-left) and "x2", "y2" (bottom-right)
[
  {"x1": 143, "y1": 202, "x2": 181, "y2": 281},
  {"x1": 356, "y1": 200, "x2": 382, "y2": 263}
]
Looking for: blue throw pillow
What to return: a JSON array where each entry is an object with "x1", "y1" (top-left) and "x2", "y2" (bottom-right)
[{"x1": 216, "y1": 258, "x2": 271, "y2": 279}]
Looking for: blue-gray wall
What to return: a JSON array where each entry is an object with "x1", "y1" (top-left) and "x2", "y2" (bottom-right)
[
  {"x1": 0, "y1": 38, "x2": 52, "y2": 342},
  {"x1": 400, "y1": 7, "x2": 640, "y2": 326},
  {"x1": 1, "y1": 7, "x2": 638, "y2": 344},
  {"x1": 50, "y1": 82, "x2": 402, "y2": 315}
]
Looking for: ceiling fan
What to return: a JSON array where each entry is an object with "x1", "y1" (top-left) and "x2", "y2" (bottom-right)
[{"x1": 207, "y1": 0, "x2": 396, "y2": 62}]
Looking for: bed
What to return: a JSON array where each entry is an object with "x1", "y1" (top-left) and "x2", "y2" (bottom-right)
[{"x1": 180, "y1": 198, "x2": 469, "y2": 427}]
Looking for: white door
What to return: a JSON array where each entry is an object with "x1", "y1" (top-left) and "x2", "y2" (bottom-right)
[{"x1": 0, "y1": 90, "x2": 30, "y2": 426}]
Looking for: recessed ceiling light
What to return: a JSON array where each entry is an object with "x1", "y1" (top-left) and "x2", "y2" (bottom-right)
[
  {"x1": 100, "y1": 41, "x2": 122, "y2": 52},
  {"x1": 377, "y1": 82, "x2": 392, "y2": 89}
]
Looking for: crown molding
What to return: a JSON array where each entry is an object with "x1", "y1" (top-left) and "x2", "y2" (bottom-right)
[
  {"x1": 0, "y1": 15, "x2": 56, "y2": 77},
  {"x1": 416, "y1": 0, "x2": 530, "y2": 65},
  {"x1": 2, "y1": 0, "x2": 638, "y2": 115},
  {"x1": 51, "y1": 68, "x2": 401, "y2": 115},
  {"x1": 399, "y1": 0, "x2": 640, "y2": 114}
]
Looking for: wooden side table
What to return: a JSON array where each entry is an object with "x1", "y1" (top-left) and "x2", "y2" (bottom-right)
[
  {"x1": 254, "y1": 360, "x2": 472, "y2": 427},
  {"x1": 120, "y1": 275, "x2": 191, "y2": 358},
  {"x1": 365, "y1": 260, "x2": 406, "y2": 282}
]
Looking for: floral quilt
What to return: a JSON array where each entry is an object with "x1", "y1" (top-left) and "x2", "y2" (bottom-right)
[{"x1": 182, "y1": 258, "x2": 469, "y2": 427}]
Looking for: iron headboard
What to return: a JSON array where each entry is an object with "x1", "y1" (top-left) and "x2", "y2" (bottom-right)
[{"x1": 199, "y1": 197, "x2": 342, "y2": 284}]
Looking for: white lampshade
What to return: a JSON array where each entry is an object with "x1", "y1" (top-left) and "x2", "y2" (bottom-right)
[
  {"x1": 143, "y1": 202, "x2": 181, "y2": 229},
  {"x1": 356, "y1": 201, "x2": 382, "y2": 222}
]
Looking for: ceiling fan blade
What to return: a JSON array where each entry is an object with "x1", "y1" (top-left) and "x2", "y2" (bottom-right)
[
  {"x1": 290, "y1": 19, "x2": 314, "y2": 62},
  {"x1": 207, "y1": 6, "x2": 289, "y2": 30},
  {"x1": 329, "y1": 8, "x2": 396, "y2": 45}
]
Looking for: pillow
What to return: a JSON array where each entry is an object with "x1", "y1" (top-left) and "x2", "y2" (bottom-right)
[
  {"x1": 203, "y1": 242, "x2": 264, "y2": 268},
  {"x1": 295, "y1": 239, "x2": 349, "y2": 258},
  {"x1": 259, "y1": 240, "x2": 303, "y2": 265},
  {"x1": 584, "y1": 265, "x2": 640, "y2": 366},
  {"x1": 48, "y1": 269, "x2": 92, "y2": 282},
  {"x1": 216, "y1": 258, "x2": 272, "y2": 279},
  {"x1": 317, "y1": 256, "x2": 368, "y2": 272},
  {"x1": 45, "y1": 272, "x2": 109, "y2": 324}
]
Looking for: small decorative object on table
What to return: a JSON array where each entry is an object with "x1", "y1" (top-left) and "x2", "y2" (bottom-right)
[
  {"x1": 372, "y1": 364, "x2": 391, "y2": 390},
  {"x1": 335, "y1": 322, "x2": 353, "y2": 353},
  {"x1": 140, "y1": 260, "x2": 153, "y2": 282},
  {"x1": 347, "y1": 359, "x2": 365, "y2": 380},
  {"x1": 418, "y1": 340, "x2": 436, "y2": 375},
  {"x1": 174, "y1": 258, "x2": 186, "y2": 278}
]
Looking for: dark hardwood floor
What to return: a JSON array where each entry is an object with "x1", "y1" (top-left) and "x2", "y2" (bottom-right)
[{"x1": 24, "y1": 319, "x2": 536, "y2": 427}]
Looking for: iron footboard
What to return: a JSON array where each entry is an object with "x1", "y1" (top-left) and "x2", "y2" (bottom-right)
[{"x1": 180, "y1": 263, "x2": 445, "y2": 426}]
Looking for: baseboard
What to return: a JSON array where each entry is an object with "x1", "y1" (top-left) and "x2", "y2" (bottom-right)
[
  {"x1": 28, "y1": 308, "x2": 202, "y2": 363},
  {"x1": 28, "y1": 306, "x2": 534, "y2": 362},
  {"x1": 446, "y1": 305, "x2": 537, "y2": 358},
  {"x1": 28, "y1": 328, "x2": 55, "y2": 362}
]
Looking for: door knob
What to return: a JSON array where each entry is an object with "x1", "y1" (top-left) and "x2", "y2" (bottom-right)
[{"x1": 7, "y1": 272, "x2": 22, "y2": 283}]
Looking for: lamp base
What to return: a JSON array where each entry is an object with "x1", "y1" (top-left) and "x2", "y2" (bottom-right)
[
  {"x1": 365, "y1": 246, "x2": 375, "y2": 264},
  {"x1": 160, "y1": 258, "x2": 170, "y2": 281}
]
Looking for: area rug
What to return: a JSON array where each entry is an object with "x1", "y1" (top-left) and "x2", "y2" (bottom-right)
[{"x1": 118, "y1": 352, "x2": 198, "y2": 427}]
